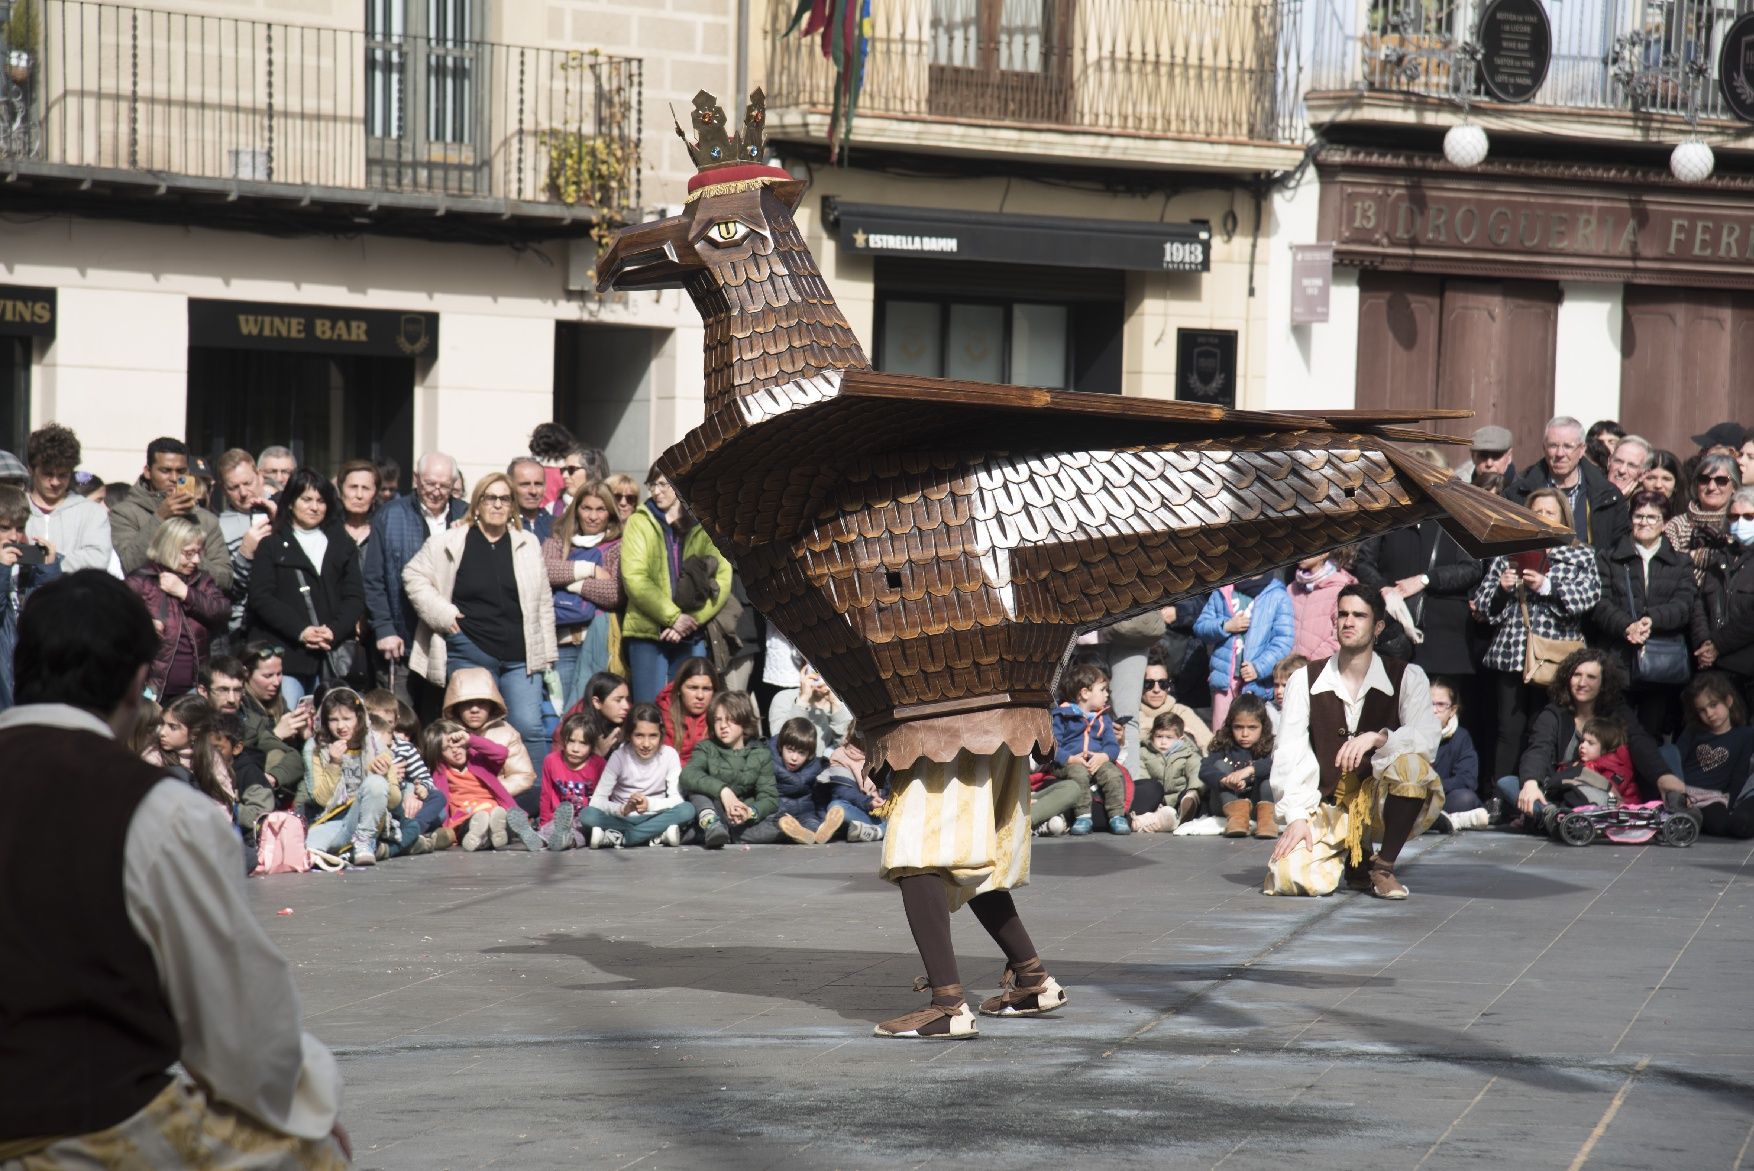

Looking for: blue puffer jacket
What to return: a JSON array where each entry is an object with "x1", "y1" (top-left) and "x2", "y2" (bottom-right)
[
  {"x1": 772, "y1": 737, "x2": 827, "y2": 819},
  {"x1": 1195, "y1": 578, "x2": 1294, "y2": 700}
]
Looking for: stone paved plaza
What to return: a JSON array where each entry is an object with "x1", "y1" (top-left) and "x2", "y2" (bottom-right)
[{"x1": 254, "y1": 828, "x2": 1754, "y2": 1170}]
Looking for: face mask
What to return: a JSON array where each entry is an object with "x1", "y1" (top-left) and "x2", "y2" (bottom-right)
[{"x1": 1733, "y1": 518, "x2": 1754, "y2": 545}]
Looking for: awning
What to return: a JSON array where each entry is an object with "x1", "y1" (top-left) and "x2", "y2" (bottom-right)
[{"x1": 824, "y1": 199, "x2": 1211, "y2": 273}]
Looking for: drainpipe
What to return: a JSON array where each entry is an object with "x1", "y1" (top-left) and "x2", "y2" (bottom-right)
[{"x1": 735, "y1": 0, "x2": 750, "y2": 105}]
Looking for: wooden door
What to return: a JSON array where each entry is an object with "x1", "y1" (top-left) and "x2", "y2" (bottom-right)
[
  {"x1": 928, "y1": 0, "x2": 1074, "y2": 125},
  {"x1": 1621, "y1": 288, "x2": 1735, "y2": 458},
  {"x1": 1355, "y1": 272, "x2": 1442, "y2": 414},
  {"x1": 1435, "y1": 280, "x2": 1558, "y2": 460}
]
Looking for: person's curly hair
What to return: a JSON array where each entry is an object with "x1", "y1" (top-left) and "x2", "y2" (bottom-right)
[
  {"x1": 25, "y1": 423, "x2": 80, "y2": 472},
  {"x1": 1548, "y1": 646, "x2": 1625, "y2": 712}
]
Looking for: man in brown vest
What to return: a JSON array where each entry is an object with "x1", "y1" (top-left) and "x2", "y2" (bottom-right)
[
  {"x1": 0, "y1": 571, "x2": 351, "y2": 1168},
  {"x1": 1265, "y1": 583, "x2": 1445, "y2": 898}
]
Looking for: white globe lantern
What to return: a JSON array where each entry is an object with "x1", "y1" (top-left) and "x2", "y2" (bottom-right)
[
  {"x1": 1443, "y1": 123, "x2": 1490, "y2": 168},
  {"x1": 1670, "y1": 139, "x2": 1715, "y2": 183}
]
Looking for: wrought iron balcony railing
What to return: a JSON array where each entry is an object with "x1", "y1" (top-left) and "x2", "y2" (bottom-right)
[
  {"x1": 0, "y1": 0, "x2": 641, "y2": 218},
  {"x1": 766, "y1": 0, "x2": 1307, "y2": 150},
  {"x1": 1309, "y1": 0, "x2": 1739, "y2": 122}
]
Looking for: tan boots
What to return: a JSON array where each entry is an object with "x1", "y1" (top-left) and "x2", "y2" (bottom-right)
[
  {"x1": 1223, "y1": 800, "x2": 1251, "y2": 837},
  {"x1": 1253, "y1": 801, "x2": 1279, "y2": 839}
]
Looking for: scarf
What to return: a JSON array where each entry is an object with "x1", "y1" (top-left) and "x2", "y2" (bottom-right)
[
  {"x1": 1294, "y1": 561, "x2": 1335, "y2": 587},
  {"x1": 572, "y1": 532, "x2": 606, "y2": 549},
  {"x1": 1440, "y1": 714, "x2": 1458, "y2": 741}
]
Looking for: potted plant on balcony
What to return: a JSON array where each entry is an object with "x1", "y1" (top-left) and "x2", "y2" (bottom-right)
[{"x1": 4, "y1": 0, "x2": 41, "y2": 85}]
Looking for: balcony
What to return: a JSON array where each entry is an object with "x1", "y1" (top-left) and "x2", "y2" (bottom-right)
[
  {"x1": 0, "y1": 0, "x2": 641, "y2": 240},
  {"x1": 763, "y1": 0, "x2": 1308, "y2": 174},
  {"x1": 1307, "y1": 0, "x2": 1754, "y2": 143}
]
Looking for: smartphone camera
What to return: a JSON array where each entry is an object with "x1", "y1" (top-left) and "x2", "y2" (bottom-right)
[{"x1": 7, "y1": 543, "x2": 46, "y2": 565}]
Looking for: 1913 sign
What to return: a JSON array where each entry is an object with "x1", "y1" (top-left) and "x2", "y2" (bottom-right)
[
  {"x1": 1175, "y1": 329, "x2": 1237, "y2": 408},
  {"x1": 1477, "y1": 0, "x2": 1552, "y2": 104}
]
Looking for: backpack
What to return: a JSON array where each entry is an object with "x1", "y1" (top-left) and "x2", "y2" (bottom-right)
[{"x1": 253, "y1": 811, "x2": 311, "y2": 875}]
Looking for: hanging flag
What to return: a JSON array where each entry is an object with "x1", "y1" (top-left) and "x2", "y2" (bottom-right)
[{"x1": 784, "y1": 0, "x2": 870, "y2": 163}]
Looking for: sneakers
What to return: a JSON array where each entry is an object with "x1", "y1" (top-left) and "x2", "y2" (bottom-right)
[
  {"x1": 873, "y1": 981, "x2": 979, "y2": 1040},
  {"x1": 462, "y1": 811, "x2": 491, "y2": 851},
  {"x1": 813, "y1": 805, "x2": 847, "y2": 844},
  {"x1": 658, "y1": 823, "x2": 683, "y2": 847},
  {"x1": 551, "y1": 803, "x2": 576, "y2": 850},
  {"x1": 350, "y1": 832, "x2": 376, "y2": 867},
  {"x1": 488, "y1": 807, "x2": 509, "y2": 849},
  {"x1": 1131, "y1": 807, "x2": 1178, "y2": 833},
  {"x1": 777, "y1": 813, "x2": 816, "y2": 845},
  {"x1": 409, "y1": 832, "x2": 433, "y2": 856},
  {"x1": 588, "y1": 826, "x2": 607, "y2": 849},
  {"x1": 846, "y1": 819, "x2": 885, "y2": 843},
  {"x1": 977, "y1": 959, "x2": 1068, "y2": 1018},
  {"x1": 505, "y1": 808, "x2": 545, "y2": 852},
  {"x1": 1176, "y1": 791, "x2": 1202, "y2": 824},
  {"x1": 602, "y1": 829, "x2": 626, "y2": 849},
  {"x1": 1107, "y1": 814, "x2": 1132, "y2": 835},
  {"x1": 1428, "y1": 812, "x2": 1455, "y2": 835},
  {"x1": 699, "y1": 810, "x2": 730, "y2": 850},
  {"x1": 1069, "y1": 815, "x2": 1094, "y2": 836}
]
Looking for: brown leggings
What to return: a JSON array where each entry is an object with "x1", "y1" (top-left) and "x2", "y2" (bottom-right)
[
  {"x1": 1374, "y1": 794, "x2": 1426, "y2": 864},
  {"x1": 899, "y1": 875, "x2": 1038, "y2": 998}
]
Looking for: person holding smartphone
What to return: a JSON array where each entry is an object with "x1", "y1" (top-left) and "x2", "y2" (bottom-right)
[{"x1": 1471, "y1": 487, "x2": 1604, "y2": 781}]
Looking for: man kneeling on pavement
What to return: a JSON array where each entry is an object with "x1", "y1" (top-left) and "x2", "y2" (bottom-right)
[{"x1": 1264, "y1": 583, "x2": 1445, "y2": 899}]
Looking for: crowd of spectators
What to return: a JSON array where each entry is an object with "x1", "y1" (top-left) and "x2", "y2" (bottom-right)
[{"x1": 7, "y1": 409, "x2": 1753, "y2": 875}]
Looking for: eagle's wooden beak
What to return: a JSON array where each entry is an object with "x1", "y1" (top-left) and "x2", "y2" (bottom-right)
[{"x1": 596, "y1": 213, "x2": 698, "y2": 292}]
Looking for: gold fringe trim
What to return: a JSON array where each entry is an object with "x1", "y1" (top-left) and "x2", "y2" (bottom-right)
[{"x1": 684, "y1": 175, "x2": 785, "y2": 203}]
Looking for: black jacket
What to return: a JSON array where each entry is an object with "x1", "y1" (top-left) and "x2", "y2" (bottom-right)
[
  {"x1": 1507, "y1": 459, "x2": 1628, "y2": 553},
  {"x1": 1351, "y1": 521, "x2": 1483, "y2": 676},
  {"x1": 1592, "y1": 536, "x2": 1696, "y2": 673},
  {"x1": 1693, "y1": 546, "x2": 1754, "y2": 678},
  {"x1": 1516, "y1": 700, "x2": 1668, "y2": 798},
  {"x1": 245, "y1": 526, "x2": 367, "y2": 679}
]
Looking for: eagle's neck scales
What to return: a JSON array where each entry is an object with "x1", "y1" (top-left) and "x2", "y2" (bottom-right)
[{"x1": 689, "y1": 212, "x2": 869, "y2": 417}]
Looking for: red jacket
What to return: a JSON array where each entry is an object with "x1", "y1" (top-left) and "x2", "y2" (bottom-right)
[
  {"x1": 124, "y1": 565, "x2": 229, "y2": 698},
  {"x1": 1589, "y1": 745, "x2": 1639, "y2": 805},
  {"x1": 656, "y1": 681, "x2": 710, "y2": 767}
]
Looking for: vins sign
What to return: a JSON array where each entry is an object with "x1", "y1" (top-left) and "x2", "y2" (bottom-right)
[{"x1": 1162, "y1": 239, "x2": 1208, "y2": 272}]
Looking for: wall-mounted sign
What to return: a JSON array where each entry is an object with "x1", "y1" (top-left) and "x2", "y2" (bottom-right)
[
  {"x1": 1719, "y1": 12, "x2": 1754, "y2": 123},
  {"x1": 1477, "y1": 0, "x2": 1552, "y2": 104},
  {"x1": 1175, "y1": 329, "x2": 1237, "y2": 408},
  {"x1": 0, "y1": 285, "x2": 56, "y2": 339},
  {"x1": 1291, "y1": 244, "x2": 1335, "y2": 324},
  {"x1": 188, "y1": 299, "x2": 438, "y2": 358},
  {"x1": 830, "y1": 200, "x2": 1211, "y2": 274}
]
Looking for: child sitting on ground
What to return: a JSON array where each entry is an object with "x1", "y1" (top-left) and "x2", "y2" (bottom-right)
[
  {"x1": 146, "y1": 693, "x2": 236, "y2": 815},
  {"x1": 1132, "y1": 712, "x2": 1204, "y2": 833},
  {"x1": 367, "y1": 692, "x2": 449, "y2": 855},
  {"x1": 580, "y1": 702, "x2": 694, "y2": 848},
  {"x1": 1269, "y1": 655, "x2": 1310, "y2": 733},
  {"x1": 820, "y1": 735, "x2": 886, "y2": 842},
  {"x1": 1051, "y1": 662, "x2": 1131, "y2": 836},
  {"x1": 219, "y1": 709, "x2": 273, "y2": 839},
  {"x1": 423, "y1": 718, "x2": 521, "y2": 852},
  {"x1": 1200, "y1": 693, "x2": 1276, "y2": 839},
  {"x1": 681, "y1": 691, "x2": 782, "y2": 848},
  {"x1": 539, "y1": 712, "x2": 604, "y2": 850},
  {"x1": 1431, "y1": 678, "x2": 1491, "y2": 832},
  {"x1": 301, "y1": 689, "x2": 399, "y2": 866},
  {"x1": 1674, "y1": 671, "x2": 1754, "y2": 839},
  {"x1": 772, "y1": 716, "x2": 831, "y2": 844}
]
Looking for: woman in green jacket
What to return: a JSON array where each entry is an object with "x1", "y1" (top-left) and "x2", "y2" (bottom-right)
[
  {"x1": 620, "y1": 466, "x2": 733, "y2": 702},
  {"x1": 679, "y1": 691, "x2": 781, "y2": 848}
]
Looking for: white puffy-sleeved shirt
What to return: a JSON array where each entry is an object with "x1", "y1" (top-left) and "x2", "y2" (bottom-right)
[
  {"x1": 1271, "y1": 654, "x2": 1440, "y2": 824},
  {"x1": 0, "y1": 703, "x2": 342, "y2": 1140}
]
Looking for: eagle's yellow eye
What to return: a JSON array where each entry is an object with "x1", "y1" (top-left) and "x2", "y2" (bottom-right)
[{"x1": 710, "y1": 220, "x2": 747, "y2": 243}]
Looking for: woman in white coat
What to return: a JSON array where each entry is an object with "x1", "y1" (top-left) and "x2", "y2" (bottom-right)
[{"x1": 403, "y1": 471, "x2": 557, "y2": 782}]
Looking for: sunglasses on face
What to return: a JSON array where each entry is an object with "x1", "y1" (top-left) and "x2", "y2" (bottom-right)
[
  {"x1": 1732, "y1": 512, "x2": 1754, "y2": 522},
  {"x1": 615, "y1": 493, "x2": 638, "y2": 503},
  {"x1": 562, "y1": 465, "x2": 584, "y2": 476},
  {"x1": 1701, "y1": 475, "x2": 1734, "y2": 488},
  {"x1": 1142, "y1": 678, "x2": 1170, "y2": 691}
]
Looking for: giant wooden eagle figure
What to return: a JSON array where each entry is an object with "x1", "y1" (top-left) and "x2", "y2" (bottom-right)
[{"x1": 599, "y1": 89, "x2": 1564, "y2": 1039}]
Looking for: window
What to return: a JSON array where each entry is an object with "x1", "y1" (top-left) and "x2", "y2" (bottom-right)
[
  {"x1": 366, "y1": 0, "x2": 485, "y2": 192},
  {"x1": 879, "y1": 299, "x2": 1072, "y2": 389},
  {"x1": 928, "y1": 0, "x2": 1071, "y2": 122}
]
